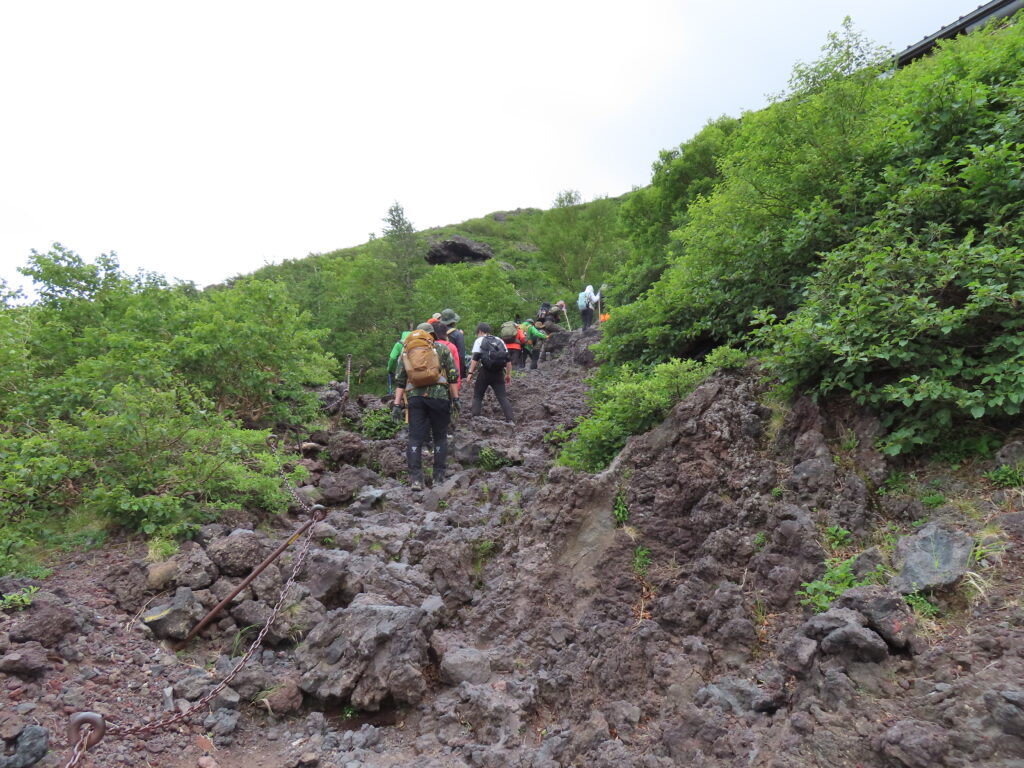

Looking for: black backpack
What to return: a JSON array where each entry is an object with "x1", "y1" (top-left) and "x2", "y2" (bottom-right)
[
  {"x1": 479, "y1": 335, "x2": 510, "y2": 370},
  {"x1": 538, "y1": 302, "x2": 553, "y2": 322}
]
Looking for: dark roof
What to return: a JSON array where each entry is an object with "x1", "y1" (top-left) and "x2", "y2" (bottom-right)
[{"x1": 896, "y1": 0, "x2": 1024, "y2": 67}]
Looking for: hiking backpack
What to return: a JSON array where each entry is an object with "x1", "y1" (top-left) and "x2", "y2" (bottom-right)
[
  {"x1": 499, "y1": 320, "x2": 519, "y2": 344},
  {"x1": 401, "y1": 329, "x2": 445, "y2": 387},
  {"x1": 479, "y1": 335, "x2": 511, "y2": 370},
  {"x1": 577, "y1": 291, "x2": 588, "y2": 310},
  {"x1": 537, "y1": 302, "x2": 553, "y2": 322}
]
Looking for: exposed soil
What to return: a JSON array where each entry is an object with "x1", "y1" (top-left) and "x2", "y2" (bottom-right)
[{"x1": 3, "y1": 328, "x2": 1024, "y2": 768}]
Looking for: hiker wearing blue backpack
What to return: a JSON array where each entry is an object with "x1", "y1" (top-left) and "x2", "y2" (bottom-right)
[
  {"x1": 465, "y1": 323, "x2": 515, "y2": 422},
  {"x1": 578, "y1": 284, "x2": 601, "y2": 330}
]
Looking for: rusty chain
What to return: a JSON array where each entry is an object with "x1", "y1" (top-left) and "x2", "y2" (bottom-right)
[{"x1": 62, "y1": 434, "x2": 323, "y2": 766}]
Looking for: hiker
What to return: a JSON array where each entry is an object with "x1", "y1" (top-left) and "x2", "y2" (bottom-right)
[
  {"x1": 391, "y1": 323, "x2": 460, "y2": 489},
  {"x1": 498, "y1": 319, "x2": 526, "y2": 369},
  {"x1": 438, "y1": 308, "x2": 469, "y2": 379},
  {"x1": 429, "y1": 319, "x2": 462, "y2": 390},
  {"x1": 386, "y1": 329, "x2": 412, "y2": 393},
  {"x1": 465, "y1": 323, "x2": 514, "y2": 422},
  {"x1": 578, "y1": 284, "x2": 601, "y2": 330},
  {"x1": 521, "y1": 318, "x2": 549, "y2": 370}
]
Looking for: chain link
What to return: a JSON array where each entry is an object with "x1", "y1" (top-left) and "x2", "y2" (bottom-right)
[
  {"x1": 62, "y1": 432, "x2": 324, "y2": 758},
  {"x1": 62, "y1": 726, "x2": 92, "y2": 768}
]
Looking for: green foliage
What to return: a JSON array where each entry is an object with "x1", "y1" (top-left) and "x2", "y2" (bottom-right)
[
  {"x1": 904, "y1": 591, "x2": 940, "y2": 618},
  {"x1": 985, "y1": 464, "x2": 1024, "y2": 488},
  {"x1": 530, "y1": 191, "x2": 625, "y2": 290},
  {"x1": 798, "y1": 557, "x2": 886, "y2": 613},
  {"x1": 613, "y1": 489, "x2": 629, "y2": 526},
  {"x1": 473, "y1": 539, "x2": 497, "y2": 584},
  {"x1": 0, "y1": 246, "x2": 325, "y2": 575},
  {"x1": 753, "y1": 531, "x2": 767, "y2": 552},
  {"x1": 632, "y1": 546, "x2": 652, "y2": 578},
  {"x1": 360, "y1": 408, "x2": 401, "y2": 440},
  {"x1": 921, "y1": 492, "x2": 947, "y2": 509},
  {"x1": 479, "y1": 447, "x2": 513, "y2": 472},
  {"x1": 558, "y1": 346, "x2": 745, "y2": 472},
  {"x1": 0, "y1": 585, "x2": 39, "y2": 612},
  {"x1": 824, "y1": 525, "x2": 852, "y2": 552}
]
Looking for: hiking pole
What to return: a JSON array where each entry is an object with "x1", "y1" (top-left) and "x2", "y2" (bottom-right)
[
  {"x1": 563, "y1": 307, "x2": 572, "y2": 332},
  {"x1": 387, "y1": 373, "x2": 393, "y2": 395}
]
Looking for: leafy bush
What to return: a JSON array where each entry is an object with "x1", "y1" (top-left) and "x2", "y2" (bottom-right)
[
  {"x1": 985, "y1": 464, "x2": 1024, "y2": 488},
  {"x1": 632, "y1": 546, "x2": 652, "y2": 578},
  {"x1": 360, "y1": 408, "x2": 401, "y2": 440},
  {"x1": 479, "y1": 447, "x2": 513, "y2": 472},
  {"x1": 797, "y1": 556, "x2": 886, "y2": 613},
  {"x1": 558, "y1": 346, "x2": 748, "y2": 472}
]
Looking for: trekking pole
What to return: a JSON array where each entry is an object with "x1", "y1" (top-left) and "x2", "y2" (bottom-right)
[
  {"x1": 563, "y1": 307, "x2": 572, "y2": 332},
  {"x1": 387, "y1": 373, "x2": 393, "y2": 395}
]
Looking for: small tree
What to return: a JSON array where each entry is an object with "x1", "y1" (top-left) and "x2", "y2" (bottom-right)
[{"x1": 381, "y1": 202, "x2": 424, "y2": 326}]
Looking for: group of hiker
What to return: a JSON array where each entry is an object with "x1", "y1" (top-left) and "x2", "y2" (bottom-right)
[{"x1": 386, "y1": 286, "x2": 604, "y2": 489}]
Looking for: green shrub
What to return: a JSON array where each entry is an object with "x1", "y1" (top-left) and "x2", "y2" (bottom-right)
[
  {"x1": 904, "y1": 591, "x2": 940, "y2": 618},
  {"x1": 557, "y1": 347, "x2": 746, "y2": 472},
  {"x1": 613, "y1": 489, "x2": 630, "y2": 526},
  {"x1": 360, "y1": 408, "x2": 401, "y2": 440},
  {"x1": 632, "y1": 546, "x2": 652, "y2": 578},
  {"x1": 479, "y1": 447, "x2": 513, "y2": 472},
  {"x1": 986, "y1": 464, "x2": 1024, "y2": 488},
  {"x1": 797, "y1": 557, "x2": 886, "y2": 613}
]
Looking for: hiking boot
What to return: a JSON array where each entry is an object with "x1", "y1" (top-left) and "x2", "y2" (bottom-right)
[{"x1": 409, "y1": 472, "x2": 424, "y2": 491}]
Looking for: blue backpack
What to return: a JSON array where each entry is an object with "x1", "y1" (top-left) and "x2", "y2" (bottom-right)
[{"x1": 577, "y1": 291, "x2": 588, "y2": 310}]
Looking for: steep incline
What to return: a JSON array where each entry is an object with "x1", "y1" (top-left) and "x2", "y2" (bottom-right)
[{"x1": 2, "y1": 328, "x2": 1023, "y2": 768}]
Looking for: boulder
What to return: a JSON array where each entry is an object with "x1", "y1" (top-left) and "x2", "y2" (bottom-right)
[
  {"x1": 892, "y1": 523, "x2": 973, "y2": 594},
  {"x1": 835, "y1": 586, "x2": 916, "y2": 650},
  {"x1": 263, "y1": 676, "x2": 304, "y2": 715},
  {"x1": 0, "y1": 724, "x2": 49, "y2": 768},
  {"x1": 142, "y1": 587, "x2": 205, "y2": 640},
  {"x1": 874, "y1": 719, "x2": 951, "y2": 768},
  {"x1": 8, "y1": 593, "x2": 83, "y2": 649},
  {"x1": 102, "y1": 561, "x2": 149, "y2": 612},
  {"x1": 326, "y1": 430, "x2": 365, "y2": 466},
  {"x1": 0, "y1": 642, "x2": 48, "y2": 679},
  {"x1": 175, "y1": 543, "x2": 219, "y2": 589},
  {"x1": 206, "y1": 530, "x2": 265, "y2": 577},
  {"x1": 317, "y1": 466, "x2": 380, "y2": 506},
  {"x1": 984, "y1": 689, "x2": 1024, "y2": 737},
  {"x1": 425, "y1": 236, "x2": 493, "y2": 265},
  {"x1": 296, "y1": 593, "x2": 431, "y2": 709},
  {"x1": 440, "y1": 647, "x2": 492, "y2": 685}
]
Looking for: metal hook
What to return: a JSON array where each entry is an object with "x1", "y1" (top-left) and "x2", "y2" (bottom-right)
[{"x1": 67, "y1": 712, "x2": 106, "y2": 749}]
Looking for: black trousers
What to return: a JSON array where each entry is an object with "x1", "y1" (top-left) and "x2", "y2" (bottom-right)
[
  {"x1": 528, "y1": 345, "x2": 541, "y2": 370},
  {"x1": 581, "y1": 306, "x2": 595, "y2": 330},
  {"x1": 471, "y1": 368, "x2": 514, "y2": 421},
  {"x1": 407, "y1": 396, "x2": 451, "y2": 479},
  {"x1": 509, "y1": 348, "x2": 523, "y2": 369}
]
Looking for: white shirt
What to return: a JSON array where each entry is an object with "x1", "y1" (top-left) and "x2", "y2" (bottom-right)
[{"x1": 471, "y1": 334, "x2": 509, "y2": 356}]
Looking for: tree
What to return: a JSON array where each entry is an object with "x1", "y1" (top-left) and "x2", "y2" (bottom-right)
[{"x1": 381, "y1": 202, "x2": 425, "y2": 326}]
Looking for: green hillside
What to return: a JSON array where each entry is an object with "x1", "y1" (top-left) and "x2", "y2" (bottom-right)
[{"x1": 2, "y1": 14, "x2": 1023, "y2": 575}]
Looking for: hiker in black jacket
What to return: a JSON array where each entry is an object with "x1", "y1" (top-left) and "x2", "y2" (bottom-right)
[
  {"x1": 438, "y1": 308, "x2": 469, "y2": 378},
  {"x1": 465, "y1": 323, "x2": 515, "y2": 423}
]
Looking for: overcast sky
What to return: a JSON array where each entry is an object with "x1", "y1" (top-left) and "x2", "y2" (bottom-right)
[{"x1": 0, "y1": 0, "x2": 975, "y2": 293}]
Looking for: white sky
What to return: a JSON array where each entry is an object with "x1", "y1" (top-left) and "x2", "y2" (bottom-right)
[{"x1": 0, "y1": 0, "x2": 975, "y2": 292}]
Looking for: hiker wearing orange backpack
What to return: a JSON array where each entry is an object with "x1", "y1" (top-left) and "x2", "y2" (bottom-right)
[{"x1": 391, "y1": 323, "x2": 460, "y2": 489}]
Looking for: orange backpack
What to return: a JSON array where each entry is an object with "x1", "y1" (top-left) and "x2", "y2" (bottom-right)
[{"x1": 401, "y1": 330, "x2": 445, "y2": 388}]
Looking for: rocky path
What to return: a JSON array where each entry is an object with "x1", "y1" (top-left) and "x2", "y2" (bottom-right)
[{"x1": 3, "y1": 328, "x2": 1024, "y2": 767}]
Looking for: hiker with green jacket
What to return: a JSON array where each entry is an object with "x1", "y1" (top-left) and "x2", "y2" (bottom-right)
[
  {"x1": 391, "y1": 323, "x2": 460, "y2": 489},
  {"x1": 521, "y1": 319, "x2": 548, "y2": 370},
  {"x1": 386, "y1": 330, "x2": 412, "y2": 392}
]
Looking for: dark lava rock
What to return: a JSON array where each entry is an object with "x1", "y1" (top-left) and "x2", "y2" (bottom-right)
[
  {"x1": 296, "y1": 593, "x2": 432, "y2": 709},
  {"x1": 175, "y1": 542, "x2": 219, "y2": 589},
  {"x1": 874, "y1": 718, "x2": 950, "y2": 767},
  {"x1": 8, "y1": 593, "x2": 83, "y2": 649},
  {"x1": 984, "y1": 689, "x2": 1024, "y2": 737},
  {"x1": 425, "y1": 236, "x2": 493, "y2": 265},
  {"x1": 0, "y1": 642, "x2": 48, "y2": 679},
  {"x1": 327, "y1": 429, "x2": 365, "y2": 466},
  {"x1": 892, "y1": 523, "x2": 974, "y2": 594},
  {"x1": 0, "y1": 724, "x2": 49, "y2": 768},
  {"x1": 141, "y1": 587, "x2": 205, "y2": 640},
  {"x1": 103, "y1": 561, "x2": 149, "y2": 612},
  {"x1": 835, "y1": 586, "x2": 916, "y2": 650},
  {"x1": 206, "y1": 530, "x2": 265, "y2": 577}
]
